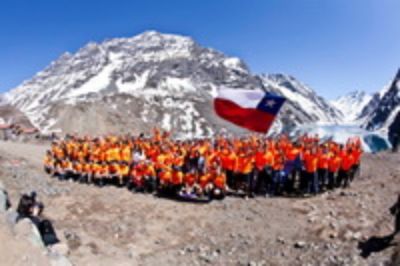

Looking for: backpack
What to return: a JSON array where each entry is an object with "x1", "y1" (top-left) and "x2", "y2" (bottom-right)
[{"x1": 38, "y1": 219, "x2": 59, "y2": 246}]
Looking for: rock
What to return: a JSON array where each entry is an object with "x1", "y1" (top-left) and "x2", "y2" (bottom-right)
[
  {"x1": 14, "y1": 218, "x2": 45, "y2": 249},
  {"x1": 50, "y1": 243, "x2": 70, "y2": 256},
  {"x1": 64, "y1": 230, "x2": 81, "y2": 250},
  {"x1": 178, "y1": 249, "x2": 186, "y2": 256},
  {"x1": 352, "y1": 231, "x2": 362, "y2": 240},
  {"x1": 49, "y1": 254, "x2": 73, "y2": 266},
  {"x1": 0, "y1": 189, "x2": 9, "y2": 212},
  {"x1": 248, "y1": 261, "x2": 257, "y2": 266},
  {"x1": 277, "y1": 236, "x2": 285, "y2": 244},
  {"x1": 343, "y1": 230, "x2": 357, "y2": 241},
  {"x1": 294, "y1": 241, "x2": 307, "y2": 249},
  {"x1": 319, "y1": 228, "x2": 338, "y2": 240},
  {"x1": 198, "y1": 253, "x2": 213, "y2": 263},
  {"x1": 5, "y1": 209, "x2": 18, "y2": 228}
]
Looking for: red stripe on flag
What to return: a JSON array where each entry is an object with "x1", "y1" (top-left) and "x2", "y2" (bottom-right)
[{"x1": 214, "y1": 98, "x2": 275, "y2": 133}]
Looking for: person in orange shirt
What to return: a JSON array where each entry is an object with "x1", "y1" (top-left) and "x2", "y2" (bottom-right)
[
  {"x1": 117, "y1": 162, "x2": 130, "y2": 186},
  {"x1": 60, "y1": 159, "x2": 73, "y2": 180},
  {"x1": 108, "y1": 161, "x2": 119, "y2": 185},
  {"x1": 220, "y1": 147, "x2": 237, "y2": 190},
  {"x1": 270, "y1": 152, "x2": 285, "y2": 196},
  {"x1": 235, "y1": 148, "x2": 255, "y2": 197},
  {"x1": 254, "y1": 145, "x2": 274, "y2": 195},
  {"x1": 350, "y1": 145, "x2": 362, "y2": 182},
  {"x1": 158, "y1": 168, "x2": 173, "y2": 195},
  {"x1": 43, "y1": 151, "x2": 54, "y2": 174},
  {"x1": 130, "y1": 162, "x2": 145, "y2": 191},
  {"x1": 328, "y1": 152, "x2": 341, "y2": 189},
  {"x1": 197, "y1": 171, "x2": 213, "y2": 197},
  {"x1": 91, "y1": 162, "x2": 103, "y2": 185},
  {"x1": 81, "y1": 161, "x2": 92, "y2": 183},
  {"x1": 143, "y1": 162, "x2": 157, "y2": 193},
  {"x1": 317, "y1": 145, "x2": 330, "y2": 190},
  {"x1": 303, "y1": 147, "x2": 319, "y2": 195},
  {"x1": 284, "y1": 143, "x2": 301, "y2": 193},
  {"x1": 212, "y1": 168, "x2": 227, "y2": 200},
  {"x1": 181, "y1": 170, "x2": 197, "y2": 196},
  {"x1": 337, "y1": 148, "x2": 355, "y2": 188},
  {"x1": 171, "y1": 169, "x2": 184, "y2": 194},
  {"x1": 120, "y1": 144, "x2": 132, "y2": 163}
]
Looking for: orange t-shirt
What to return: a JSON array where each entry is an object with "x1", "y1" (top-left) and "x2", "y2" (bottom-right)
[
  {"x1": 199, "y1": 173, "x2": 212, "y2": 188},
  {"x1": 318, "y1": 153, "x2": 330, "y2": 169},
  {"x1": 328, "y1": 156, "x2": 341, "y2": 173},
  {"x1": 304, "y1": 153, "x2": 318, "y2": 173},
  {"x1": 184, "y1": 173, "x2": 197, "y2": 186},
  {"x1": 159, "y1": 170, "x2": 172, "y2": 184},
  {"x1": 341, "y1": 153, "x2": 354, "y2": 171},
  {"x1": 220, "y1": 151, "x2": 237, "y2": 171},
  {"x1": 237, "y1": 155, "x2": 254, "y2": 174},
  {"x1": 171, "y1": 171, "x2": 184, "y2": 185},
  {"x1": 213, "y1": 173, "x2": 226, "y2": 189}
]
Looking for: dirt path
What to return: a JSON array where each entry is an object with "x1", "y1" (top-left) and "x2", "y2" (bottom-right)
[{"x1": 0, "y1": 141, "x2": 399, "y2": 265}]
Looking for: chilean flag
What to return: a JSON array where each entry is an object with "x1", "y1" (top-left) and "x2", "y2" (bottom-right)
[{"x1": 214, "y1": 88, "x2": 286, "y2": 133}]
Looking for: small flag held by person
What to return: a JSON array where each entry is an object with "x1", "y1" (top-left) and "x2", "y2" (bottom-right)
[{"x1": 214, "y1": 88, "x2": 286, "y2": 133}]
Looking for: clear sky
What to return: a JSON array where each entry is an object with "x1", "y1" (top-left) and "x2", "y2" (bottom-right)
[{"x1": 0, "y1": 0, "x2": 399, "y2": 99}]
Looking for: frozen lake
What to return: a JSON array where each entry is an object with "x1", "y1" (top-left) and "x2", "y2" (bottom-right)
[{"x1": 291, "y1": 123, "x2": 391, "y2": 153}]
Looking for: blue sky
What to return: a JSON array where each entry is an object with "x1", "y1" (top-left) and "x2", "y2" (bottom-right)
[{"x1": 0, "y1": 0, "x2": 399, "y2": 99}]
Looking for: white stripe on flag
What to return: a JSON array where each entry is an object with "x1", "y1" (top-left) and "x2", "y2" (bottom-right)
[{"x1": 216, "y1": 88, "x2": 265, "y2": 108}]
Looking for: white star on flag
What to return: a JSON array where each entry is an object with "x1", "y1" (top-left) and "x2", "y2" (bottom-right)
[{"x1": 265, "y1": 99, "x2": 276, "y2": 108}]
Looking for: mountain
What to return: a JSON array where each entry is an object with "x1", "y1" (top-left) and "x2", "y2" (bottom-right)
[
  {"x1": 330, "y1": 90, "x2": 372, "y2": 123},
  {"x1": 5, "y1": 31, "x2": 341, "y2": 136},
  {"x1": 0, "y1": 93, "x2": 33, "y2": 127},
  {"x1": 260, "y1": 74, "x2": 342, "y2": 132},
  {"x1": 362, "y1": 69, "x2": 400, "y2": 131}
]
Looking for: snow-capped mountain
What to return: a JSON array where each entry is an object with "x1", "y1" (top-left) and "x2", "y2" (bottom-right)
[
  {"x1": 5, "y1": 31, "x2": 342, "y2": 136},
  {"x1": 363, "y1": 69, "x2": 400, "y2": 131},
  {"x1": 0, "y1": 93, "x2": 33, "y2": 127},
  {"x1": 261, "y1": 74, "x2": 342, "y2": 132},
  {"x1": 330, "y1": 90, "x2": 372, "y2": 123},
  {"x1": 0, "y1": 93, "x2": 8, "y2": 106}
]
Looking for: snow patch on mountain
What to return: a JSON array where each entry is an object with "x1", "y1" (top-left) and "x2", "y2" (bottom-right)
[
  {"x1": 362, "y1": 69, "x2": 400, "y2": 131},
  {"x1": 261, "y1": 74, "x2": 342, "y2": 124},
  {"x1": 330, "y1": 90, "x2": 372, "y2": 123}
]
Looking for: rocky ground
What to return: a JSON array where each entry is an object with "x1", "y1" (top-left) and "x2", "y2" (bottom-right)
[{"x1": 0, "y1": 140, "x2": 399, "y2": 266}]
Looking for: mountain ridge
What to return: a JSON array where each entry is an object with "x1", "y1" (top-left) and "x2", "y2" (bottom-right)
[{"x1": 1, "y1": 31, "x2": 398, "y2": 137}]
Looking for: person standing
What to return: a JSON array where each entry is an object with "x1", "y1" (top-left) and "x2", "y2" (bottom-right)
[{"x1": 303, "y1": 147, "x2": 319, "y2": 195}]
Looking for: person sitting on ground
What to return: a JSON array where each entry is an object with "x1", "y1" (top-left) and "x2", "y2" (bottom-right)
[{"x1": 16, "y1": 192, "x2": 59, "y2": 246}]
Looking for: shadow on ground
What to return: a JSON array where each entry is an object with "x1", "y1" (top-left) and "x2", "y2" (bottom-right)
[{"x1": 358, "y1": 233, "x2": 398, "y2": 258}]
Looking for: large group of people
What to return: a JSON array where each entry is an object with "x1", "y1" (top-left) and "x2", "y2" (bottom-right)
[{"x1": 43, "y1": 129, "x2": 363, "y2": 201}]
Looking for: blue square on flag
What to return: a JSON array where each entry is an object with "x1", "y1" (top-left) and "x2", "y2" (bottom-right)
[{"x1": 256, "y1": 94, "x2": 286, "y2": 115}]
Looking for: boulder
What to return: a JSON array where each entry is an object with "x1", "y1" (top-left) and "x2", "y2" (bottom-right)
[
  {"x1": 14, "y1": 218, "x2": 45, "y2": 249},
  {"x1": 4, "y1": 209, "x2": 18, "y2": 229},
  {"x1": 50, "y1": 242, "x2": 70, "y2": 256},
  {"x1": 49, "y1": 254, "x2": 73, "y2": 266}
]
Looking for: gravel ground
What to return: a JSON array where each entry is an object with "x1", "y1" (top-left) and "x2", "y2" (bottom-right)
[{"x1": 0, "y1": 140, "x2": 399, "y2": 266}]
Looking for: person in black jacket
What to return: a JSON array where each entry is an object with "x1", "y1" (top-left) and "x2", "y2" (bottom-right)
[
  {"x1": 390, "y1": 194, "x2": 400, "y2": 235},
  {"x1": 16, "y1": 192, "x2": 59, "y2": 246}
]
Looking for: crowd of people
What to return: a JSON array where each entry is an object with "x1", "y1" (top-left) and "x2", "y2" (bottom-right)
[{"x1": 43, "y1": 129, "x2": 363, "y2": 201}]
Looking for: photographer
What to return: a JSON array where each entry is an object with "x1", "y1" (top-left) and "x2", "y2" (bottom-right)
[{"x1": 16, "y1": 192, "x2": 59, "y2": 246}]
